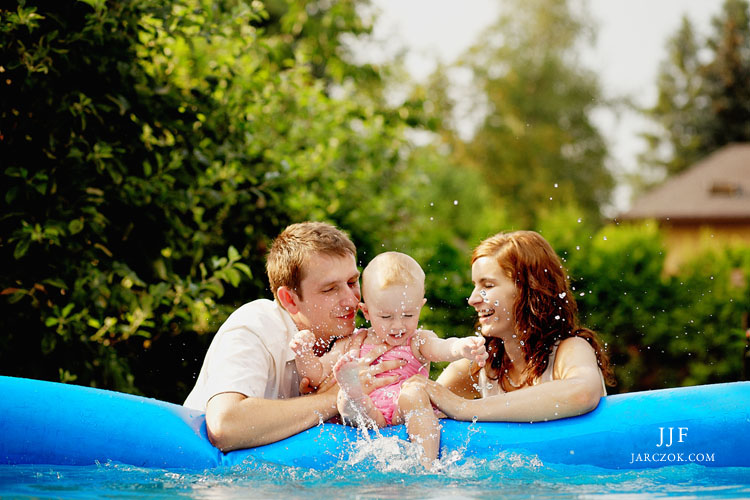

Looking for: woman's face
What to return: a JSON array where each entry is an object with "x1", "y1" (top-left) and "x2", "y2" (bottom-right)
[{"x1": 468, "y1": 256, "x2": 516, "y2": 339}]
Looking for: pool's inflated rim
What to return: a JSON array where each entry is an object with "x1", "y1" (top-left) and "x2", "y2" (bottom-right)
[{"x1": 1, "y1": 376, "x2": 747, "y2": 470}]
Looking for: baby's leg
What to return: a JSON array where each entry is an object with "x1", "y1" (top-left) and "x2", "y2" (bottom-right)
[
  {"x1": 334, "y1": 353, "x2": 386, "y2": 428},
  {"x1": 393, "y1": 381, "x2": 440, "y2": 470}
]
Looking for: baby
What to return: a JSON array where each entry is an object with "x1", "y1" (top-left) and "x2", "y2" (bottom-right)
[{"x1": 290, "y1": 251, "x2": 487, "y2": 468}]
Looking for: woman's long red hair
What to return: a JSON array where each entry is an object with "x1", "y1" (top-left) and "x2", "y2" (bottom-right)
[{"x1": 472, "y1": 230, "x2": 615, "y2": 390}]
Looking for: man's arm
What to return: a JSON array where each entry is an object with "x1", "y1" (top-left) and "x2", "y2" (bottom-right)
[
  {"x1": 206, "y1": 341, "x2": 404, "y2": 452},
  {"x1": 206, "y1": 388, "x2": 338, "y2": 451}
]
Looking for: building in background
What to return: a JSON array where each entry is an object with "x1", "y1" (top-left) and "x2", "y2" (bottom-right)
[{"x1": 619, "y1": 143, "x2": 750, "y2": 274}]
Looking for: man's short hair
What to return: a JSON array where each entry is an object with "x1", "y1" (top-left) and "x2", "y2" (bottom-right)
[
  {"x1": 362, "y1": 251, "x2": 425, "y2": 301},
  {"x1": 266, "y1": 221, "x2": 357, "y2": 300}
]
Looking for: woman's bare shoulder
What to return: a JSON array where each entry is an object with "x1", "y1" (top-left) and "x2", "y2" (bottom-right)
[
  {"x1": 553, "y1": 336, "x2": 601, "y2": 380},
  {"x1": 558, "y1": 335, "x2": 596, "y2": 352}
]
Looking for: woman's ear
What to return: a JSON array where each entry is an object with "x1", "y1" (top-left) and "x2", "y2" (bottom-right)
[{"x1": 277, "y1": 286, "x2": 299, "y2": 314}]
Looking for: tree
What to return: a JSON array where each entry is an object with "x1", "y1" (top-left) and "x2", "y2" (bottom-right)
[
  {"x1": 0, "y1": 0, "x2": 416, "y2": 401},
  {"x1": 641, "y1": 0, "x2": 750, "y2": 177},
  {"x1": 446, "y1": 0, "x2": 613, "y2": 227}
]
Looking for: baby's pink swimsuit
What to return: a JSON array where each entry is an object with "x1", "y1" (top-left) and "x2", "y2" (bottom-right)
[{"x1": 360, "y1": 338, "x2": 429, "y2": 426}]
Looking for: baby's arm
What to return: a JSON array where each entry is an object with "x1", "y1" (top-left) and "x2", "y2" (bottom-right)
[
  {"x1": 415, "y1": 329, "x2": 488, "y2": 366},
  {"x1": 290, "y1": 330, "x2": 350, "y2": 387}
]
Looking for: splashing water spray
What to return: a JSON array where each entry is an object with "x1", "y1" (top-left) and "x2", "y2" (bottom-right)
[
  {"x1": 474, "y1": 290, "x2": 490, "y2": 399},
  {"x1": 476, "y1": 327, "x2": 489, "y2": 399}
]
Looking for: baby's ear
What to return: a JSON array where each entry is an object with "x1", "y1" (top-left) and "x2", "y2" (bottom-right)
[{"x1": 360, "y1": 302, "x2": 370, "y2": 320}]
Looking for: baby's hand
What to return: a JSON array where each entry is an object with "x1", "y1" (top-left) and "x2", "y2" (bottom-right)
[
  {"x1": 460, "y1": 336, "x2": 488, "y2": 367},
  {"x1": 290, "y1": 329, "x2": 316, "y2": 356}
]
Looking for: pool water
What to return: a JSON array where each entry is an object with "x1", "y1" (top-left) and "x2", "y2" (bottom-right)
[{"x1": 2, "y1": 437, "x2": 749, "y2": 500}]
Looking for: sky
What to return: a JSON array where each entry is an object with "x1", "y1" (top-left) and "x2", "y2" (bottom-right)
[{"x1": 362, "y1": 0, "x2": 724, "y2": 213}]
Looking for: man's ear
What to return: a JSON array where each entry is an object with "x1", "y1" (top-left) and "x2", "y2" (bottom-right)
[{"x1": 277, "y1": 286, "x2": 300, "y2": 314}]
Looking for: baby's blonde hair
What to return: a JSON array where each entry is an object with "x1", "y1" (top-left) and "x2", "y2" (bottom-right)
[{"x1": 361, "y1": 251, "x2": 425, "y2": 301}]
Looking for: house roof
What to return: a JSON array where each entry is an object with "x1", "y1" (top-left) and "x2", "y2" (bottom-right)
[{"x1": 619, "y1": 143, "x2": 750, "y2": 222}]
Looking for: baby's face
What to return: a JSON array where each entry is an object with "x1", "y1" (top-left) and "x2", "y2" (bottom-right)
[{"x1": 364, "y1": 285, "x2": 426, "y2": 347}]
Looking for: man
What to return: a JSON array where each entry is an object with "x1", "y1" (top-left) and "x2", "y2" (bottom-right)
[{"x1": 184, "y1": 222, "x2": 400, "y2": 451}]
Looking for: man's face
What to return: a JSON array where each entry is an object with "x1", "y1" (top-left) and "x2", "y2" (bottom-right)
[{"x1": 294, "y1": 252, "x2": 361, "y2": 345}]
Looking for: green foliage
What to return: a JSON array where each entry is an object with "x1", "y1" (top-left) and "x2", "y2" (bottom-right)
[
  {"x1": 382, "y1": 145, "x2": 508, "y2": 338},
  {"x1": 2, "y1": 0, "x2": 743, "y2": 401},
  {"x1": 641, "y1": 0, "x2": 750, "y2": 177},
  {"x1": 0, "y1": 0, "x2": 411, "y2": 401},
  {"x1": 547, "y1": 218, "x2": 750, "y2": 392},
  {"x1": 668, "y1": 246, "x2": 750, "y2": 385}
]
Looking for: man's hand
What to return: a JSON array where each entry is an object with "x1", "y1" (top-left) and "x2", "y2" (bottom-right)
[
  {"x1": 344, "y1": 343, "x2": 405, "y2": 394},
  {"x1": 298, "y1": 371, "x2": 339, "y2": 395},
  {"x1": 301, "y1": 339, "x2": 405, "y2": 396}
]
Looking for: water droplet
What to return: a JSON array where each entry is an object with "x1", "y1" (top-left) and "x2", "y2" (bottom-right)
[
  {"x1": 493, "y1": 300, "x2": 499, "y2": 306},
  {"x1": 453, "y1": 200, "x2": 458, "y2": 205},
  {"x1": 558, "y1": 292, "x2": 566, "y2": 299},
  {"x1": 577, "y1": 218, "x2": 582, "y2": 223},
  {"x1": 480, "y1": 290, "x2": 487, "y2": 297},
  {"x1": 554, "y1": 183, "x2": 558, "y2": 188},
  {"x1": 554, "y1": 315, "x2": 560, "y2": 320},
  {"x1": 603, "y1": 236, "x2": 608, "y2": 241}
]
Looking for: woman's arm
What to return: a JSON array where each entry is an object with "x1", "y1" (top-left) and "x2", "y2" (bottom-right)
[
  {"x1": 425, "y1": 337, "x2": 604, "y2": 421},
  {"x1": 435, "y1": 358, "x2": 482, "y2": 399}
]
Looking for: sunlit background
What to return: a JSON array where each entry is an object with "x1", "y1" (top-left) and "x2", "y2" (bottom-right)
[
  {"x1": 356, "y1": 0, "x2": 722, "y2": 214},
  {"x1": 2, "y1": 0, "x2": 749, "y2": 401}
]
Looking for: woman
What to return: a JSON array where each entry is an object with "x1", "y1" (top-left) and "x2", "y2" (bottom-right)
[{"x1": 409, "y1": 230, "x2": 615, "y2": 422}]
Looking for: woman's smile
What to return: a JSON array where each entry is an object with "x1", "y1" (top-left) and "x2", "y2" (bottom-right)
[{"x1": 469, "y1": 256, "x2": 516, "y2": 338}]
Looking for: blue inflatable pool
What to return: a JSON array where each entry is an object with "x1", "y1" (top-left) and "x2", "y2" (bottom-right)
[{"x1": 1, "y1": 376, "x2": 747, "y2": 470}]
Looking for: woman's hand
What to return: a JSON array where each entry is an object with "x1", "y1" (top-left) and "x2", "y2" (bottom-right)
[{"x1": 403, "y1": 374, "x2": 472, "y2": 420}]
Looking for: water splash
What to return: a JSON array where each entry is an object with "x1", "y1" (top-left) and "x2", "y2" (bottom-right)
[
  {"x1": 3, "y1": 459, "x2": 750, "y2": 499},
  {"x1": 345, "y1": 434, "x2": 425, "y2": 473}
]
